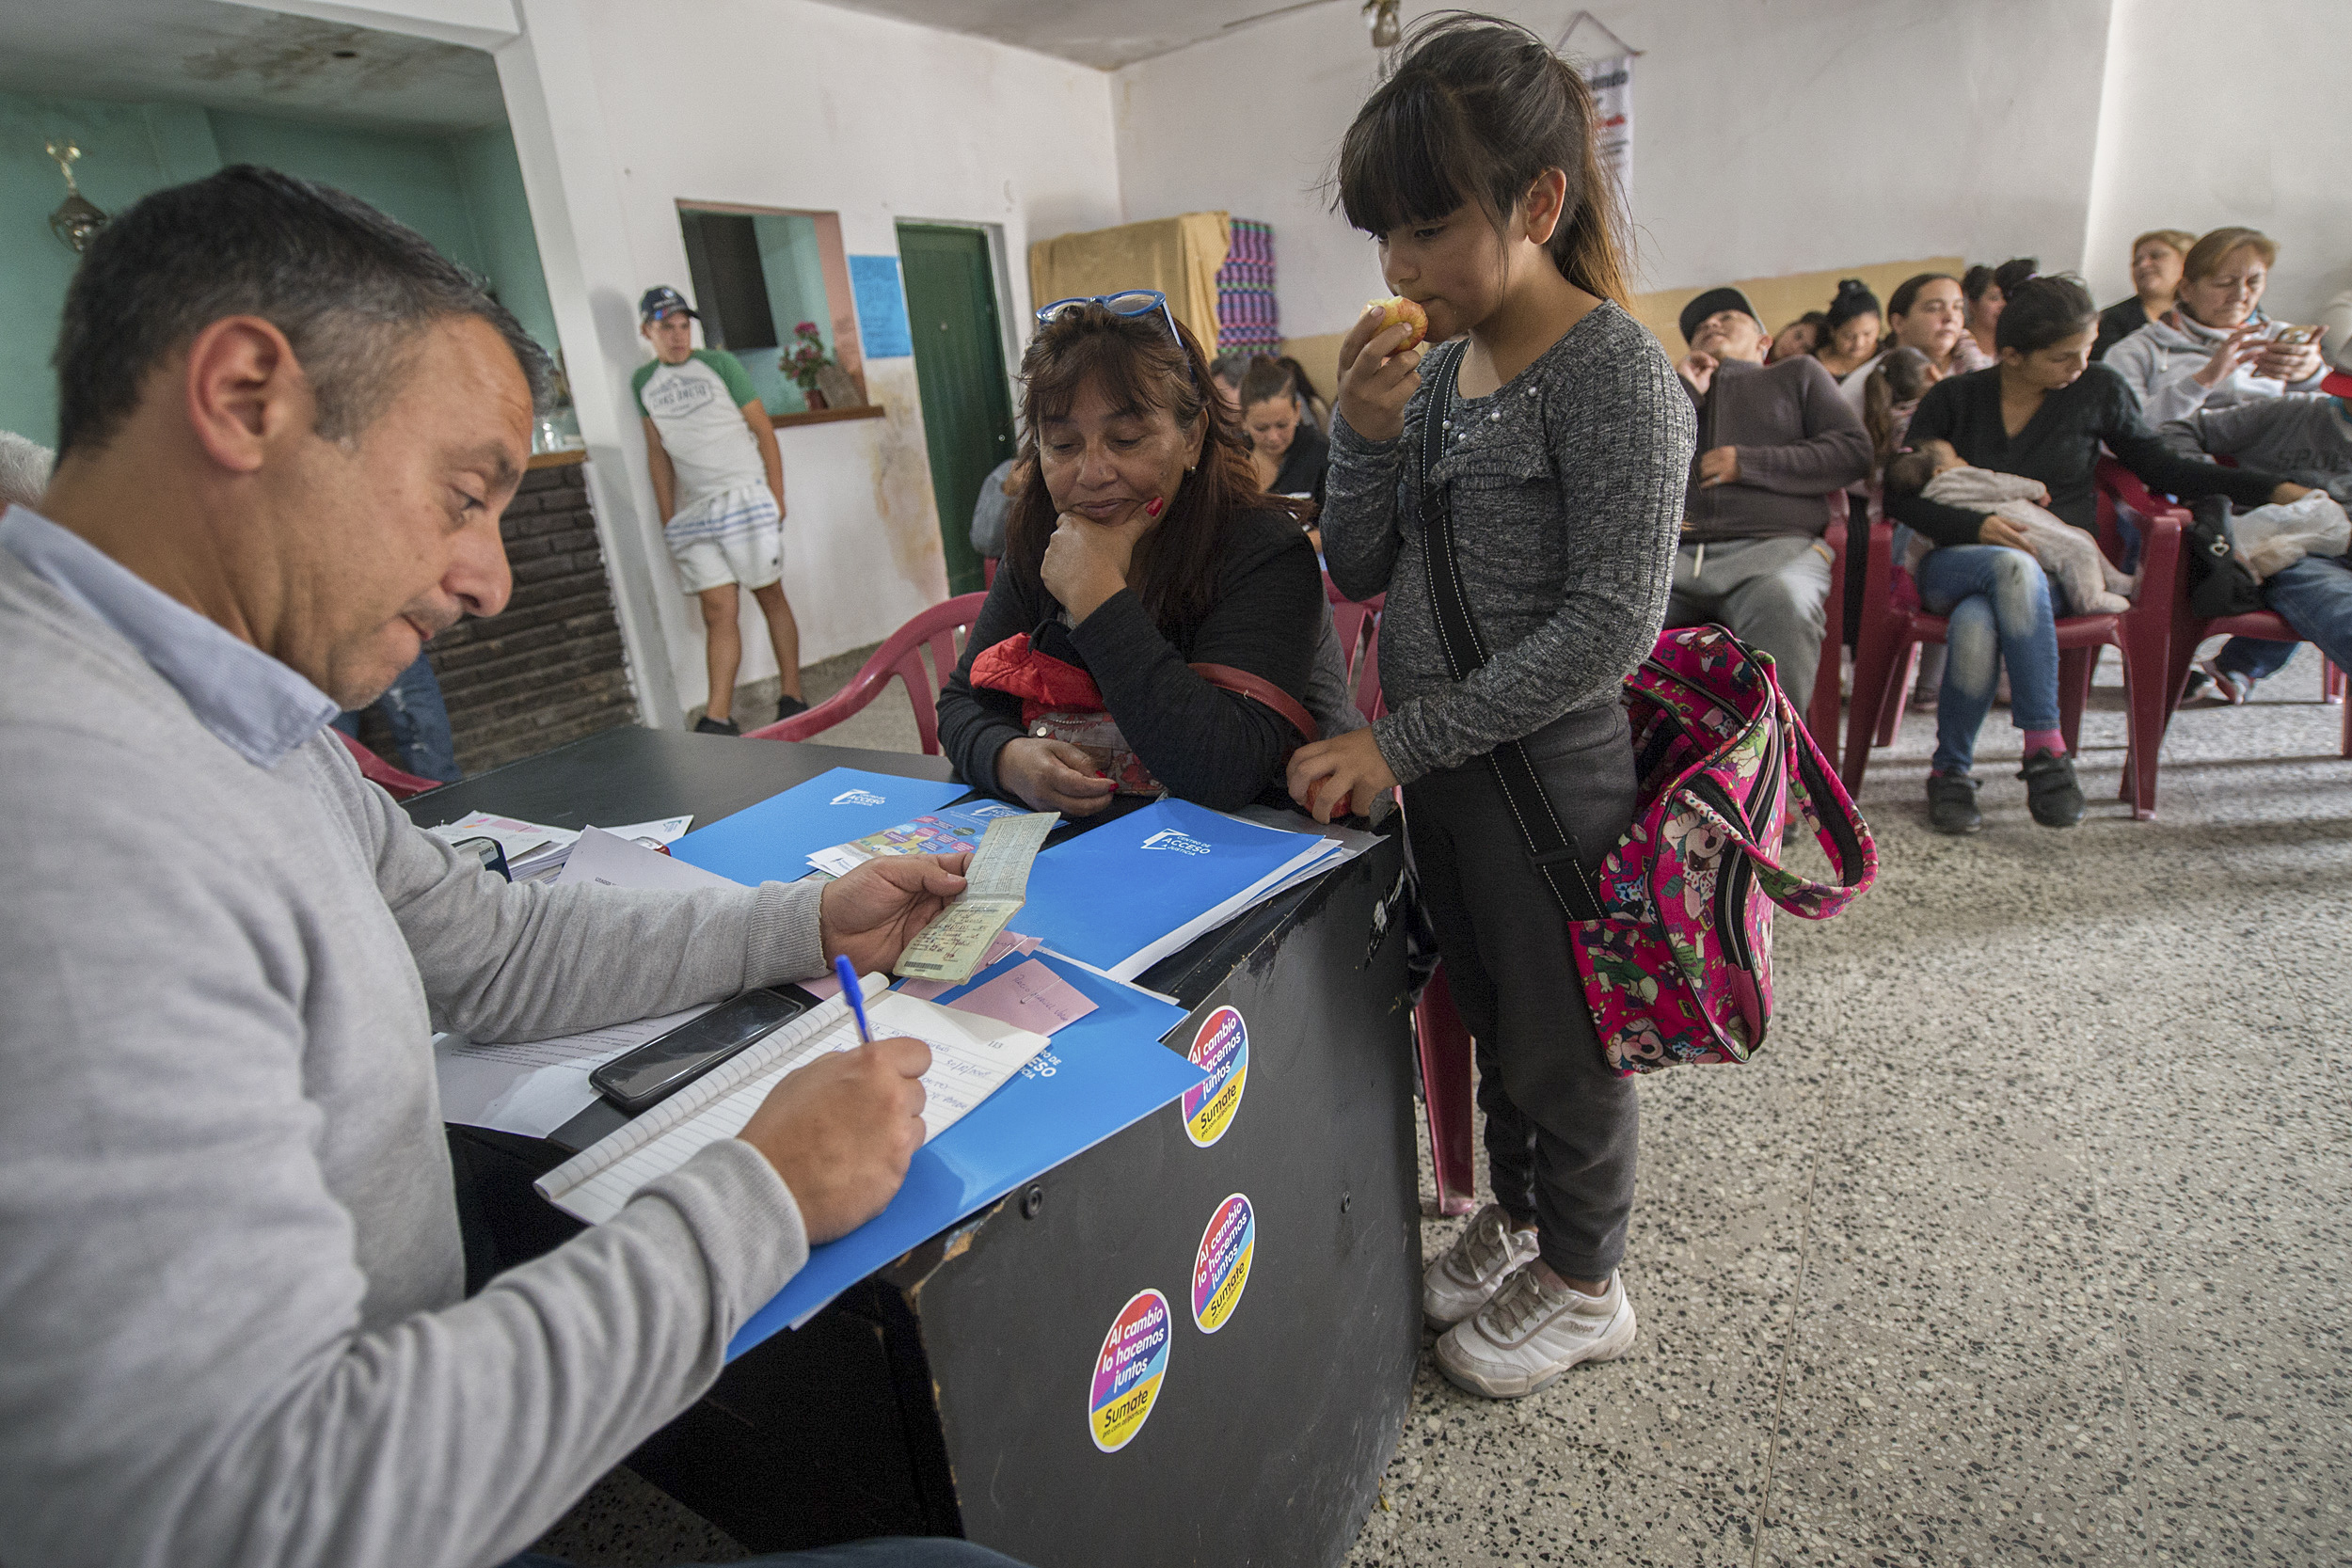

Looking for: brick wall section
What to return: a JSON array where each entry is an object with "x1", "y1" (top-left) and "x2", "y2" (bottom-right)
[{"x1": 422, "y1": 455, "x2": 638, "y2": 775}]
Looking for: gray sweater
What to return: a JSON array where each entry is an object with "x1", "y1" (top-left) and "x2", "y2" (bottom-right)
[
  {"x1": 0, "y1": 544, "x2": 826, "y2": 1568},
  {"x1": 1323, "y1": 301, "x2": 1694, "y2": 784},
  {"x1": 2160, "y1": 393, "x2": 2352, "y2": 501},
  {"x1": 1678, "y1": 356, "x2": 1871, "y2": 543}
]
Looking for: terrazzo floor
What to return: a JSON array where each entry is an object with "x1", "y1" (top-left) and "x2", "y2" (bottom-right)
[{"x1": 543, "y1": 640, "x2": 2352, "y2": 1567}]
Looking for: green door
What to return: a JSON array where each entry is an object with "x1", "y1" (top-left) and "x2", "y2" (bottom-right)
[{"x1": 898, "y1": 224, "x2": 1017, "y2": 596}]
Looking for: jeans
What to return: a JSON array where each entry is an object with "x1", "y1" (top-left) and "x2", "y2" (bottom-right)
[
  {"x1": 333, "y1": 654, "x2": 460, "y2": 783},
  {"x1": 1403, "y1": 704, "x2": 1642, "y2": 1281},
  {"x1": 1915, "y1": 545, "x2": 2069, "y2": 777},
  {"x1": 1665, "y1": 535, "x2": 1836, "y2": 709},
  {"x1": 505, "y1": 1540, "x2": 1029, "y2": 1568},
  {"x1": 2215, "y1": 555, "x2": 2352, "y2": 682}
]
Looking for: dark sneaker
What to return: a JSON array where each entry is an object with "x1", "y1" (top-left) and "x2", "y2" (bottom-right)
[
  {"x1": 693, "y1": 716, "x2": 740, "y2": 736},
  {"x1": 775, "y1": 694, "x2": 810, "y2": 722},
  {"x1": 2019, "y1": 748, "x2": 2085, "y2": 828},
  {"x1": 1926, "y1": 771, "x2": 1982, "y2": 834}
]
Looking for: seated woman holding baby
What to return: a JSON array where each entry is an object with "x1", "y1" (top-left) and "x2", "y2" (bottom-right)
[
  {"x1": 935, "y1": 293, "x2": 1330, "y2": 816},
  {"x1": 1883, "y1": 274, "x2": 2310, "y2": 836}
]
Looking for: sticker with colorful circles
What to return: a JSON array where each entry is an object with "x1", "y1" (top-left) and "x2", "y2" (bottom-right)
[
  {"x1": 1191, "y1": 1193, "x2": 1255, "y2": 1334},
  {"x1": 1180, "y1": 1005, "x2": 1248, "y2": 1148},
  {"x1": 1089, "y1": 1287, "x2": 1173, "y2": 1453}
]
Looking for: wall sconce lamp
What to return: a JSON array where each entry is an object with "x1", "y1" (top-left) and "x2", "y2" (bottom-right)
[
  {"x1": 46, "y1": 140, "x2": 109, "y2": 254},
  {"x1": 1362, "y1": 0, "x2": 1401, "y2": 50}
]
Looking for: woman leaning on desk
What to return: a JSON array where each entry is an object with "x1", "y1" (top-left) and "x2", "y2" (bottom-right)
[{"x1": 935, "y1": 293, "x2": 1327, "y2": 816}]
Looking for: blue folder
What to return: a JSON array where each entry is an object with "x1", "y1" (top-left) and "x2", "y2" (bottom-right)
[
  {"x1": 670, "y1": 768, "x2": 968, "y2": 884},
  {"x1": 728, "y1": 951, "x2": 1202, "y2": 1352},
  {"x1": 1015, "y1": 798, "x2": 1322, "y2": 976}
]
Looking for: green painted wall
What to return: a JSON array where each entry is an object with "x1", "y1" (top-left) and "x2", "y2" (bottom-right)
[{"x1": 0, "y1": 89, "x2": 556, "y2": 449}]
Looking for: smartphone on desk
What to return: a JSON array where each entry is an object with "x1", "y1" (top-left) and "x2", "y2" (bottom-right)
[{"x1": 590, "y1": 986, "x2": 815, "y2": 1115}]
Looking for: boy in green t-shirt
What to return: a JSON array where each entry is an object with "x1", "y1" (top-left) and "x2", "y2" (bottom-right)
[{"x1": 632, "y1": 286, "x2": 804, "y2": 734}]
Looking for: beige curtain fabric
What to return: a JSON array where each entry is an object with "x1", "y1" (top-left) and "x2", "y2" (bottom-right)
[{"x1": 1028, "y1": 213, "x2": 1232, "y2": 353}]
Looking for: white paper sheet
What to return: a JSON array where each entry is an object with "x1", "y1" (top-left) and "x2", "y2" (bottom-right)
[
  {"x1": 435, "y1": 1005, "x2": 717, "y2": 1138},
  {"x1": 437, "y1": 827, "x2": 747, "y2": 1137}
]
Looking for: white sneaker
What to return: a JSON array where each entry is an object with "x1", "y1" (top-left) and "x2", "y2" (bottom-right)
[
  {"x1": 1422, "y1": 1203, "x2": 1539, "y2": 1327},
  {"x1": 1434, "y1": 1265, "x2": 1637, "y2": 1399}
]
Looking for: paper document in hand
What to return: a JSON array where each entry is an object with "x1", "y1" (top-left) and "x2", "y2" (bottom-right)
[
  {"x1": 806, "y1": 798, "x2": 1028, "y2": 878},
  {"x1": 535, "y1": 985, "x2": 1048, "y2": 1225},
  {"x1": 894, "y1": 810, "x2": 1057, "y2": 984}
]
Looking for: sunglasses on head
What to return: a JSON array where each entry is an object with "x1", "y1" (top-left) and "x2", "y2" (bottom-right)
[{"x1": 1036, "y1": 290, "x2": 1188, "y2": 353}]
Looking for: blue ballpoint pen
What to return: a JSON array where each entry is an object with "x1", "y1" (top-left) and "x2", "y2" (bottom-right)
[{"x1": 835, "y1": 954, "x2": 875, "y2": 1043}]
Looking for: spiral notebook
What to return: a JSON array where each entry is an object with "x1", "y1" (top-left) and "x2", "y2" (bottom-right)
[{"x1": 534, "y1": 976, "x2": 1049, "y2": 1225}]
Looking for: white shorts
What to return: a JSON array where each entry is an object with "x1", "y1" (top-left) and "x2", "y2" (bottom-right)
[{"x1": 665, "y1": 483, "x2": 784, "y2": 594}]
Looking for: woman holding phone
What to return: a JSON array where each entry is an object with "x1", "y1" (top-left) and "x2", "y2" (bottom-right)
[{"x1": 2106, "y1": 227, "x2": 2329, "y2": 429}]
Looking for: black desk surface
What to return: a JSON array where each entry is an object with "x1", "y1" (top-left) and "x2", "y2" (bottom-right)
[{"x1": 406, "y1": 726, "x2": 955, "y2": 836}]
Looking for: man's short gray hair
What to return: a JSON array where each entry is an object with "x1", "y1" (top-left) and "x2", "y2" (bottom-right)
[{"x1": 0, "y1": 432, "x2": 54, "y2": 512}]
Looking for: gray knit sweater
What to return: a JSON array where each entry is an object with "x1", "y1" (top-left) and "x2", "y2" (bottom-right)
[
  {"x1": 0, "y1": 546, "x2": 827, "y2": 1568},
  {"x1": 1323, "y1": 301, "x2": 1695, "y2": 784}
]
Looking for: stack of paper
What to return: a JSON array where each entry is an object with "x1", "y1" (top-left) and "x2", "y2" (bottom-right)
[
  {"x1": 427, "y1": 812, "x2": 692, "y2": 881},
  {"x1": 893, "y1": 810, "x2": 1058, "y2": 985},
  {"x1": 1014, "y1": 798, "x2": 1343, "y2": 980},
  {"x1": 671, "y1": 768, "x2": 970, "y2": 884}
]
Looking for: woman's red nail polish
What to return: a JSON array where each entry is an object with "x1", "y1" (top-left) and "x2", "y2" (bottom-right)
[{"x1": 1145, "y1": 497, "x2": 1165, "y2": 517}]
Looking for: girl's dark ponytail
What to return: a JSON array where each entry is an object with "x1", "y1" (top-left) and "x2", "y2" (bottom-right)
[{"x1": 1544, "y1": 51, "x2": 1630, "y2": 307}]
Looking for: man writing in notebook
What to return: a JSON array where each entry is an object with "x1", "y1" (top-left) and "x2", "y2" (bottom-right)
[{"x1": 0, "y1": 168, "x2": 1020, "y2": 1568}]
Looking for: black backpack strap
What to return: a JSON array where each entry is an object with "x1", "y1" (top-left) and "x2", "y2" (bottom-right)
[{"x1": 1413, "y1": 340, "x2": 1605, "y2": 924}]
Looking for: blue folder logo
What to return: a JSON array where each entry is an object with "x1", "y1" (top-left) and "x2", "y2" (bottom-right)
[
  {"x1": 830, "y1": 788, "x2": 888, "y2": 807},
  {"x1": 1140, "y1": 830, "x2": 1212, "y2": 856}
]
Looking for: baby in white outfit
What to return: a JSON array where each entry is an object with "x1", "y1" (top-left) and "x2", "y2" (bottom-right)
[{"x1": 1885, "y1": 440, "x2": 2137, "y2": 613}]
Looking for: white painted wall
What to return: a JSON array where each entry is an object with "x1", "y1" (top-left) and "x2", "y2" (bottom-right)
[
  {"x1": 1114, "y1": 0, "x2": 2116, "y2": 341},
  {"x1": 2081, "y1": 0, "x2": 2352, "y2": 328},
  {"x1": 251, "y1": 0, "x2": 1122, "y2": 724},
  {"x1": 517, "y1": 0, "x2": 1120, "y2": 718}
]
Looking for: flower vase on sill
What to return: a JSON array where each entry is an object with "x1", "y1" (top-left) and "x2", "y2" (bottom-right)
[{"x1": 783, "y1": 322, "x2": 834, "y2": 415}]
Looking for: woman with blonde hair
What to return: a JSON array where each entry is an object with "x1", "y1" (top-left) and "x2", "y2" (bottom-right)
[{"x1": 2090, "y1": 228, "x2": 2195, "y2": 361}]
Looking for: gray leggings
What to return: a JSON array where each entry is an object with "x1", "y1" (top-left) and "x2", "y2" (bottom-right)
[{"x1": 1403, "y1": 704, "x2": 1641, "y2": 1281}]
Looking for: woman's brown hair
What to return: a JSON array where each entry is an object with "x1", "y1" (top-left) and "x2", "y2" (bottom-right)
[
  {"x1": 2182, "y1": 226, "x2": 2278, "y2": 285},
  {"x1": 1862, "y1": 346, "x2": 1937, "y2": 472},
  {"x1": 1007, "y1": 302, "x2": 1302, "y2": 631},
  {"x1": 1334, "y1": 12, "x2": 1631, "y2": 307}
]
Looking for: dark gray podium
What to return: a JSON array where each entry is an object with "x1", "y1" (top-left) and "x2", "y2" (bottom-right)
[{"x1": 409, "y1": 728, "x2": 1419, "y2": 1567}]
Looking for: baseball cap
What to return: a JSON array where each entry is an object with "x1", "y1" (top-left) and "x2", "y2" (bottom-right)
[
  {"x1": 1679, "y1": 287, "x2": 1759, "y2": 347},
  {"x1": 640, "y1": 286, "x2": 699, "y2": 323}
]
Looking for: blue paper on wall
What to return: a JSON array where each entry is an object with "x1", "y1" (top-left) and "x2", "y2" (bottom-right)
[
  {"x1": 730, "y1": 950, "x2": 1200, "y2": 1351},
  {"x1": 670, "y1": 768, "x2": 966, "y2": 884},
  {"x1": 849, "y1": 254, "x2": 914, "y2": 359},
  {"x1": 1016, "y1": 798, "x2": 1328, "y2": 979}
]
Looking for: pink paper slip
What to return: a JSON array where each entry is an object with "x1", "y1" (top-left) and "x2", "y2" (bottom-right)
[{"x1": 946, "y1": 958, "x2": 1099, "y2": 1036}]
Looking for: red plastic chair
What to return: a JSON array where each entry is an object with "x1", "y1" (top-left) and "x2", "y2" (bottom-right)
[
  {"x1": 1323, "y1": 572, "x2": 1387, "y2": 721},
  {"x1": 1842, "y1": 467, "x2": 2177, "y2": 815},
  {"x1": 332, "y1": 727, "x2": 443, "y2": 800},
  {"x1": 1806, "y1": 489, "x2": 1850, "y2": 757},
  {"x1": 744, "y1": 593, "x2": 989, "y2": 754},
  {"x1": 2106, "y1": 465, "x2": 2352, "y2": 815}
]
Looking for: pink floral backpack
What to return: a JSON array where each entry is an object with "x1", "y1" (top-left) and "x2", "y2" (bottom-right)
[
  {"x1": 1576, "y1": 625, "x2": 1877, "y2": 1070},
  {"x1": 1415, "y1": 340, "x2": 1877, "y2": 1076}
]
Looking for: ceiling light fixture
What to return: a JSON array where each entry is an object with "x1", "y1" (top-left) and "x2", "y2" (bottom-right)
[
  {"x1": 1362, "y1": 0, "x2": 1401, "y2": 49},
  {"x1": 44, "y1": 140, "x2": 108, "y2": 255}
]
